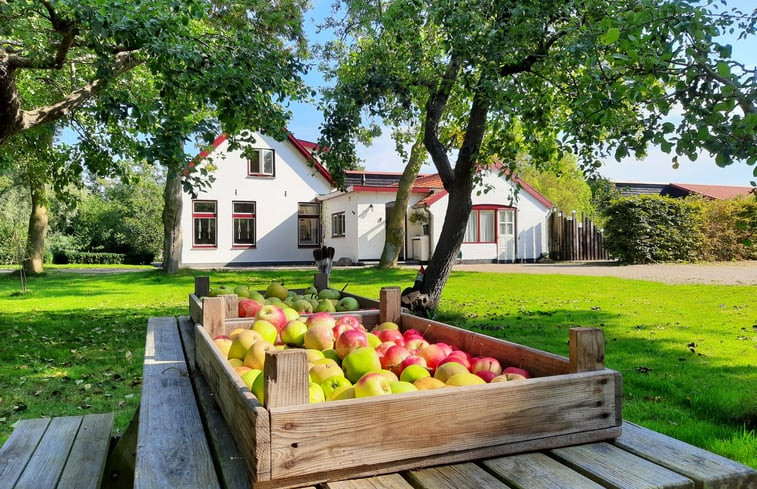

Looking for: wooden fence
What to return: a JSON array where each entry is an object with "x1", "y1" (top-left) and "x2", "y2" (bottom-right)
[{"x1": 548, "y1": 210, "x2": 609, "y2": 261}]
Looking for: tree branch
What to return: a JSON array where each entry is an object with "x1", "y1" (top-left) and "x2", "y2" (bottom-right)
[{"x1": 424, "y1": 53, "x2": 461, "y2": 189}]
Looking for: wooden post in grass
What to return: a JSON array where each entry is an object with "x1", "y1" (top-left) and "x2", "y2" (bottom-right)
[
  {"x1": 569, "y1": 328, "x2": 605, "y2": 373},
  {"x1": 314, "y1": 272, "x2": 329, "y2": 291},
  {"x1": 379, "y1": 287, "x2": 402, "y2": 325},
  {"x1": 194, "y1": 276, "x2": 210, "y2": 298}
]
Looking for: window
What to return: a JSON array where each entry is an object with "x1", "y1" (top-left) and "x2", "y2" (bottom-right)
[
  {"x1": 192, "y1": 200, "x2": 217, "y2": 247},
  {"x1": 464, "y1": 208, "x2": 496, "y2": 243},
  {"x1": 332, "y1": 212, "x2": 345, "y2": 237},
  {"x1": 298, "y1": 202, "x2": 321, "y2": 247},
  {"x1": 248, "y1": 148, "x2": 275, "y2": 176},
  {"x1": 499, "y1": 210, "x2": 514, "y2": 235},
  {"x1": 232, "y1": 201, "x2": 256, "y2": 247}
]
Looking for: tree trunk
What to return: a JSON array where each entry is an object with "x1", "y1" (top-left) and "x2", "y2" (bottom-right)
[
  {"x1": 162, "y1": 166, "x2": 183, "y2": 274},
  {"x1": 23, "y1": 180, "x2": 48, "y2": 275},
  {"x1": 378, "y1": 138, "x2": 426, "y2": 269}
]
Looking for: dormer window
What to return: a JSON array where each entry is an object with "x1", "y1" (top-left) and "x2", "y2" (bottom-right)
[{"x1": 248, "y1": 148, "x2": 275, "y2": 176}]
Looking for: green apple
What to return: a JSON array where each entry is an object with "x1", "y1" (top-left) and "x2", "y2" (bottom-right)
[
  {"x1": 342, "y1": 347, "x2": 382, "y2": 383},
  {"x1": 233, "y1": 285, "x2": 251, "y2": 298},
  {"x1": 280, "y1": 319, "x2": 308, "y2": 347},
  {"x1": 314, "y1": 299, "x2": 336, "y2": 313},
  {"x1": 309, "y1": 359, "x2": 345, "y2": 384},
  {"x1": 252, "y1": 371, "x2": 265, "y2": 403},
  {"x1": 374, "y1": 321, "x2": 400, "y2": 331},
  {"x1": 281, "y1": 307, "x2": 299, "y2": 322},
  {"x1": 335, "y1": 296, "x2": 360, "y2": 312},
  {"x1": 318, "y1": 288, "x2": 341, "y2": 300},
  {"x1": 304, "y1": 348, "x2": 325, "y2": 364},
  {"x1": 320, "y1": 376, "x2": 352, "y2": 400},
  {"x1": 292, "y1": 299, "x2": 314, "y2": 314},
  {"x1": 228, "y1": 358, "x2": 243, "y2": 368},
  {"x1": 303, "y1": 323, "x2": 335, "y2": 350},
  {"x1": 251, "y1": 319, "x2": 278, "y2": 344},
  {"x1": 243, "y1": 340, "x2": 275, "y2": 370},
  {"x1": 249, "y1": 291, "x2": 266, "y2": 302},
  {"x1": 309, "y1": 381, "x2": 326, "y2": 403},
  {"x1": 227, "y1": 329, "x2": 264, "y2": 360},
  {"x1": 265, "y1": 281, "x2": 289, "y2": 300},
  {"x1": 445, "y1": 372, "x2": 487, "y2": 386},
  {"x1": 399, "y1": 364, "x2": 431, "y2": 383},
  {"x1": 322, "y1": 348, "x2": 341, "y2": 364},
  {"x1": 330, "y1": 385, "x2": 355, "y2": 401},
  {"x1": 434, "y1": 362, "x2": 470, "y2": 383},
  {"x1": 354, "y1": 371, "x2": 392, "y2": 397},
  {"x1": 305, "y1": 286, "x2": 318, "y2": 296},
  {"x1": 240, "y1": 368, "x2": 262, "y2": 390},
  {"x1": 365, "y1": 332, "x2": 382, "y2": 349},
  {"x1": 389, "y1": 380, "x2": 418, "y2": 394}
]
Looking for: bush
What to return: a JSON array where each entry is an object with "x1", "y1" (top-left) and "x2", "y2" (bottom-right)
[
  {"x1": 124, "y1": 251, "x2": 155, "y2": 265},
  {"x1": 690, "y1": 196, "x2": 757, "y2": 261},
  {"x1": 603, "y1": 195, "x2": 699, "y2": 263},
  {"x1": 53, "y1": 251, "x2": 125, "y2": 265}
]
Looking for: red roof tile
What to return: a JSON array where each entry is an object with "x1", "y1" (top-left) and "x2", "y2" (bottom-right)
[{"x1": 669, "y1": 183, "x2": 755, "y2": 200}]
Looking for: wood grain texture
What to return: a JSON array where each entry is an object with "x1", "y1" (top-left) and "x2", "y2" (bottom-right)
[
  {"x1": 484, "y1": 452, "x2": 606, "y2": 489},
  {"x1": 324, "y1": 473, "x2": 414, "y2": 489},
  {"x1": 195, "y1": 324, "x2": 271, "y2": 483},
  {"x1": 264, "y1": 350, "x2": 309, "y2": 409},
  {"x1": 613, "y1": 421, "x2": 757, "y2": 489},
  {"x1": 552, "y1": 442, "x2": 695, "y2": 489},
  {"x1": 195, "y1": 276, "x2": 210, "y2": 298},
  {"x1": 379, "y1": 287, "x2": 402, "y2": 324},
  {"x1": 135, "y1": 317, "x2": 220, "y2": 489},
  {"x1": 189, "y1": 294, "x2": 204, "y2": 324},
  {"x1": 0, "y1": 417, "x2": 50, "y2": 489},
  {"x1": 406, "y1": 463, "x2": 512, "y2": 489},
  {"x1": 267, "y1": 370, "x2": 618, "y2": 480},
  {"x1": 14, "y1": 416, "x2": 81, "y2": 489},
  {"x1": 57, "y1": 413, "x2": 114, "y2": 489},
  {"x1": 177, "y1": 316, "x2": 251, "y2": 489},
  {"x1": 570, "y1": 328, "x2": 605, "y2": 373},
  {"x1": 202, "y1": 296, "x2": 227, "y2": 338}
]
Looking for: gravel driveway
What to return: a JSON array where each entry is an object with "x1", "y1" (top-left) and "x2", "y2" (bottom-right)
[{"x1": 453, "y1": 261, "x2": 757, "y2": 285}]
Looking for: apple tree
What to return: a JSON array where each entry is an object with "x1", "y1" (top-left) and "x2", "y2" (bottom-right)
[{"x1": 317, "y1": 0, "x2": 757, "y2": 316}]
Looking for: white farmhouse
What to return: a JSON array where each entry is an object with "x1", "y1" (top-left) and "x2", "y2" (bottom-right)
[{"x1": 180, "y1": 131, "x2": 553, "y2": 267}]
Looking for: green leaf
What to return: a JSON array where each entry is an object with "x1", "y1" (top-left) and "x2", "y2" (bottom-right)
[
  {"x1": 716, "y1": 61, "x2": 730, "y2": 78},
  {"x1": 602, "y1": 27, "x2": 621, "y2": 45}
]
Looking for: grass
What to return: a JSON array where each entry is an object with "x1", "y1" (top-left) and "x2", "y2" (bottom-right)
[{"x1": 0, "y1": 265, "x2": 754, "y2": 469}]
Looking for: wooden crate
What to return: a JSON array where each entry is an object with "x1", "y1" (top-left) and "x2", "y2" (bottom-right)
[
  {"x1": 194, "y1": 287, "x2": 622, "y2": 489},
  {"x1": 188, "y1": 274, "x2": 380, "y2": 325}
]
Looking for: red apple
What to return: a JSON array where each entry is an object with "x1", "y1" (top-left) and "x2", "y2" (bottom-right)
[
  {"x1": 419, "y1": 344, "x2": 448, "y2": 370},
  {"x1": 303, "y1": 323, "x2": 335, "y2": 350},
  {"x1": 435, "y1": 342, "x2": 454, "y2": 357},
  {"x1": 443, "y1": 351, "x2": 471, "y2": 370},
  {"x1": 504, "y1": 366, "x2": 531, "y2": 379},
  {"x1": 335, "y1": 328, "x2": 369, "y2": 359},
  {"x1": 374, "y1": 341, "x2": 396, "y2": 357},
  {"x1": 380, "y1": 344, "x2": 411, "y2": 373},
  {"x1": 375, "y1": 329, "x2": 405, "y2": 346},
  {"x1": 255, "y1": 304, "x2": 287, "y2": 331},
  {"x1": 353, "y1": 371, "x2": 392, "y2": 397},
  {"x1": 334, "y1": 315, "x2": 362, "y2": 331},
  {"x1": 475, "y1": 370, "x2": 498, "y2": 383},
  {"x1": 399, "y1": 355, "x2": 427, "y2": 374},
  {"x1": 238, "y1": 299, "x2": 263, "y2": 318},
  {"x1": 403, "y1": 329, "x2": 424, "y2": 341},
  {"x1": 404, "y1": 337, "x2": 430, "y2": 352},
  {"x1": 307, "y1": 311, "x2": 336, "y2": 329},
  {"x1": 333, "y1": 322, "x2": 357, "y2": 339},
  {"x1": 471, "y1": 356, "x2": 503, "y2": 376}
]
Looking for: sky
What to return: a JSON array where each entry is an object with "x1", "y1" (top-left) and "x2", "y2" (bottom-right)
[{"x1": 285, "y1": 0, "x2": 756, "y2": 187}]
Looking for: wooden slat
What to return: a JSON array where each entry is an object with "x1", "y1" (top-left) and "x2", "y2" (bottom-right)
[
  {"x1": 570, "y1": 328, "x2": 605, "y2": 373},
  {"x1": 551, "y1": 442, "x2": 694, "y2": 489},
  {"x1": 14, "y1": 416, "x2": 82, "y2": 489},
  {"x1": 189, "y1": 294, "x2": 204, "y2": 324},
  {"x1": 0, "y1": 417, "x2": 50, "y2": 489},
  {"x1": 613, "y1": 421, "x2": 757, "y2": 489},
  {"x1": 264, "y1": 350, "x2": 309, "y2": 409},
  {"x1": 177, "y1": 316, "x2": 252, "y2": 489},
  {"x1": 324, "y1": 473, "x2": 414, "y2": 489},
  {"x1": 57, "y1": 413, "x2": 114, "y2": 489},
  {"x1": 406, "y1": 462, "x2": 512, "y2": 489},
  {"x1": 135, "y1": 317, "x2": 220, "y2": 489},
  {"x1": 483, "y1": 452, "x2": 605, "y2": 489},
  {"x1": 203, "y1": 297, "x2": 227, "y2": 339},
  {"x1": 379, "y1": 287, "x2": 402, "y2": 324},
  {"x1": 267, "y1": 370, "x2": 618, "y2": 480},
  {"x1": 195, "y1": 276, "x2": 210, "y2": 298}
]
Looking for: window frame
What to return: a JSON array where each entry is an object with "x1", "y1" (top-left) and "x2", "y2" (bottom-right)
[
  {"x1": 192, "y1": 200, "x2": 217, "y2": 248},
  {"x1": 463, "y1": 207, "x2": 499, "y2": 244},
  {"x1": 232, "y1": 201, "x2": 256, "y2": 248},
  {"x1": 331, "y1": 212, "x2": 346, "y2": 238},
  {"x1": 247, "y1": 148, "x2": 275, "y2": 177},
  {"x1": 297, "y1": 202, "x2": 321, "y2": 248}
]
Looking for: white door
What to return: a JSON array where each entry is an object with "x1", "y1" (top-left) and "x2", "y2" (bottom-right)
[{"x1": 497, "y1": 209, "x2": 515, "y2": 262}]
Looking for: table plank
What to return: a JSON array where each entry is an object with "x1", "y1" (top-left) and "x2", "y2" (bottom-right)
[
  {"x1": 0, "y1": 417, "x2": 50, "y2": 489},
  {"x1": 613, "y1": 422, "x2": 757, "y2": 489},
  {"x1": 484, "y1": 452, "x2": 606, "y2": 489},
  {"x1": 406, "y1": 462, "x2": 512, "y2": 489},
  {"x1": 57, "y1": 412, "x2": 114, "y2": 489},
  {"x1": 552, "y1": 442, "x2": 695, "y2": 489},
  {"x1": 324, "y1": 473, "x2": 414, "y2": 489},
  {"x1": 14, "y1": 416, "x2": 82, "y2": 489},
  {"x1": 135, "y1": 316, "x2": 220, "y2": 489}
]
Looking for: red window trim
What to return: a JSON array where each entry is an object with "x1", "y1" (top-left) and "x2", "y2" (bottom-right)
[
  {"x1": 232, "y1": 201, "x2": 256, "y2": 248},
  {"x1": 192, "y1": 200, "x2": 218, "y2": 249}
]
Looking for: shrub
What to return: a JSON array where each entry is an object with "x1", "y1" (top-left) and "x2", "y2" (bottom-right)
[
  {"x1": 53, "y1": 251, "x2": 125, "y2": 265},
  {"x1": 603, "y1": 195, "x2": 699, "y2": 263},
  {"x1": 690, "y1": 196, "x2": 757, "y2": 261}
]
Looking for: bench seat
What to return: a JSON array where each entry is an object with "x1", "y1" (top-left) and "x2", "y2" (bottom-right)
[{"x1": 0, "y1": 413, "x2": 114, "y2": 489}]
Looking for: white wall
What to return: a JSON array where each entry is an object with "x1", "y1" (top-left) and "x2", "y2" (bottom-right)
[{"x1": 181, "y1": 133, "x2": 333, "y2": 266}]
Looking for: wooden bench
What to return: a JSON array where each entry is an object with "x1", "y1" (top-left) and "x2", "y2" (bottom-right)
[{"x1": 0, "y1": 413, "x2": 114, "y2": 489}]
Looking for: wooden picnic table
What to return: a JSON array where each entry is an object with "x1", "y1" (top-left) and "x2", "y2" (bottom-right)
[{"x1": 129, "y1": 316, "x2": 757, "y2": 489}]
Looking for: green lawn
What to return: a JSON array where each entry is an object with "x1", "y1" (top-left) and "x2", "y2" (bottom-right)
[{"x1": 0, "y1": 266, "x2": 754, "y2": 468}]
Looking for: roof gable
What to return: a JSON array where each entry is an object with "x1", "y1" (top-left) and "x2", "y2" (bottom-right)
[{"x1": 668, "y1": 183, "x2": 755, "y2": 200}]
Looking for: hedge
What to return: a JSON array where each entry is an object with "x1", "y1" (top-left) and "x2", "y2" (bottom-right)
[{"x1": 53, "y1": 251, "x2": 125, "y2": 265}]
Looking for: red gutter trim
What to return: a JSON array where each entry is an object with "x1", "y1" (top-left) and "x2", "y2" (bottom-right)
[
  {"x1": 285, "y1": 131, "x2": 335, "y2": 185},
  {"x1": 351, "y1": 185, "x2": 437, "y2": 193}
]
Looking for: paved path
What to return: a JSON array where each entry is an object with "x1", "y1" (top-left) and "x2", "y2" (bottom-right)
[{"x1": 453, "y1": 261, "x2": 757, "y2": 285}]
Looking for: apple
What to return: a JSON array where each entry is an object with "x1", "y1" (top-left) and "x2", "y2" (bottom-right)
[
  {"x1": 213, "y1": 336, "x2": 233, "y2": 358},
  {"x1": 446, "y1": 372, "x2": 487, "y2": 386},
  {"x1": 413, "y1": 377, "x2": 446, "y2": 390},
  {"x1": 304, "y1": 323, "x2": 335, "y2": 350},
  {"x1": 471, "y1": 356, "x2": 503, "y2": 377},
  {"x1": 403, "y1": 329, "x2": 424, "y2": 341},
  {"x1": 380, "y1": 345, "x2": 411, "y2": 373},
  {"x1": 238, "y1": 299, "x2": 263, "y2": 318},
  {"x1": 228, "y1": 328, "x2": 247, "y2": 339},
  {"x1": 320, "y1": 376, "x2": 353, "y2": 401},
  {"x1": 503, "y1": 366, "x2": 532, "y2": 379},
  {"x1": 233, "y1": 285, "x2": 251, "y2": 298},
  {"x1": 333, "y1": 322, "x2": 356, "y2": 340},
  {"x1": 342, "y1": 347, "x2": 382, "y2": 383},
  {"x1": 334, "y1": 315, "x2": 362, "y2": 330},
  {"x1": 321, "y1": 348, "x2": 341, "y2": 363},
  {"x1": 292, "y1": 299, "x2": 314, "y2": 314},
  {"x1": 475, "y1": 370, "x2": 498, "y2": 383},
  {"x1": 281, "y1": 307, "x2": 300, "y2": 323},
  {"x1": 330, "y1": 385, "x2": 355, "y2": 401},
  {"x1": 318, "y1": 288, "x2": 341, "y2": 300},
  {"x1": 239, "y1": 368, "x2": 262, "y2": 390},
  {"x1": 335, "y1": 328, "x2": 369, "y2": 359},
  {"x1": 255, "y1": 305, "x2": 287, "y2": 331},
  {"x1": 309, "y1": 359, "x2": 345, "y2": 384},
  {"x1": 314, "y1": 299, "x2": 336, "y2": 313},
  {"x1": 243, "y1": 340, "x2": 275, "y2": 370},
  {"x1": 419, "y1": 344, "x2": 448, "y2": 371},
  {"x1": 249, "y1": 291, "x2": 266, "y2": 303},
  {"x1": 304, "y1": 349, "x2": 326, "y2": 364},
  {"x1": 309, "y1": 381, "x2": 326, "y2": 403},
  {"x1": 374, "y1": 321, "x2": 400, "y2": 331},
  {"x1": 228, "y1": 358, "x2": 243, "y2": 368},
  {"x1": 280, "y1": 319, "x2": 308, "y2": 347},
  {"x1": 365, "y1": 332, "x2": 382, "y2": 349},
  {"x1": 390, "y1": 380, "x2": 418, "y2": 394},
  {"x1": 399, "y1": 355, "x2": 427, "y2": 373},
  {"x1": 227, "y1": 329, "x2": 264, "y2": 360},
  {"x1": 404, "y1": 337, "x2": 430, "y2": 352},
  {"x1": 252, "y1": 372, "x2": 265, "y2": 403},
  {"x1": 375, "y1": 341, "x2": 397, "y2": 357},
  {"x1": 399, "y1": 364, "x2": 431, "y2": 383},
  {"x1": 251, "y1": 319, "x2": 279, "y2": 345},
  {"x1": 353, "y1": 371, "x2": 392, "y2": 398},
  {"x1": 307, "y1": 312, "x2": 336, "y2": 330},
  {"x1": 443, "y1": 351, "x2": 472, "y2": 370},
  {"x1": 434, "y1": 361, "x2": 470, "y2": 383},
  {"x1": 336, "y1": 296, "x2": 360, "y2": 312},
  {"x1": 375, "y1": 329, "x2": 404, "y2": 346},
  {"x1": 234, "y1": 365, "x2": 253, "y2": 376},
  {"x1": 264, "y1": 281, "x2": 288, "y2": 300}
]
